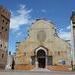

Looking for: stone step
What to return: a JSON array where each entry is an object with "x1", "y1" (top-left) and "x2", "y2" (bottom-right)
[{"x1": 47, "y1": 65, "x2": 71, "y2": 71}]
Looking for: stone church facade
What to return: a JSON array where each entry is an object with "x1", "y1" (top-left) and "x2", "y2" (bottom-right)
[{"x1": 15, "y1": 19, "x2": 71, "y2": 70}]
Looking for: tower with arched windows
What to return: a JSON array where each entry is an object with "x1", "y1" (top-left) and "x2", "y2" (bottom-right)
[
  {"x1": 71, "y1": 11, "x2": 75, "y2": 65},
  {"x1": 0, "y1": 5, "x2": 10, "y2": 69}
]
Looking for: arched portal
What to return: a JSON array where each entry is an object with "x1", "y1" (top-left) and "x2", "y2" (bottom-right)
[{"x1": 37, "y1": 49, "x2": 46, "y2": 68}]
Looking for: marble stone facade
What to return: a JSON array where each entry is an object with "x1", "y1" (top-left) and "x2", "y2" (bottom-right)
[{"x1": 15, "y1": 19, "x2": 71, "y2": 70}]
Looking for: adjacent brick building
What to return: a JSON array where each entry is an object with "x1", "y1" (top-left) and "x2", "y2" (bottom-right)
[{"x1": 0, "y1": 5, "x2": 10, "y2": 69}]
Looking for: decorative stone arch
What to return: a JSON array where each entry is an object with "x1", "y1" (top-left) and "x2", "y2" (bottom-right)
[
  {"x1": 34, "y1": 46, "x2": 48, "y2": 68},
  {"x1": 35, "y1": 46, "x2": 48, "y2": 55}
]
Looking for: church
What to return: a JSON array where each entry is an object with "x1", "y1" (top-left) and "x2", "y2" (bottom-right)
[{"x1": 14, "y1": 19, "x2": 71, "y2": 70}]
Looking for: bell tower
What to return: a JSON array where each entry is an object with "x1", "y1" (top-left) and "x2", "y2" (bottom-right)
[
  {"x1": 0, "y1": 5, "x2": 10, "y2": 69},
  {"x1": 71, "y1": 11, "x2": 75, "y2": 64}
]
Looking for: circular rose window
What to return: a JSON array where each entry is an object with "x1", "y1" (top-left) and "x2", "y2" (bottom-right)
[{"x1": 37, "y1": 30, "x2": 46, "y2": 42}]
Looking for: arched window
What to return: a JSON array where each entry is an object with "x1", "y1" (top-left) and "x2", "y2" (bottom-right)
[
  {"x1": 2, "y1": 54, "x2": 4, "y2": 58},
  {"x1": 58, "y1": 51, "x2": 60, "y2": 55}
]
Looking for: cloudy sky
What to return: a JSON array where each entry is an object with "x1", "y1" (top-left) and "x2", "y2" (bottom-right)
[{"x1": 0, "y1": 0, "x2": 75, "y2": 53}]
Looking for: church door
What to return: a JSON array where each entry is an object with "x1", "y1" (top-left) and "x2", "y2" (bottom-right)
[{"x1": 37, "y1": 49, "x2": 46, "y2": 68}]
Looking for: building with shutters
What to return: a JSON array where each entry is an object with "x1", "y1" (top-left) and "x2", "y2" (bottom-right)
[{"x1": 0, "y1": 5, "x2": 10, "y2": 69}]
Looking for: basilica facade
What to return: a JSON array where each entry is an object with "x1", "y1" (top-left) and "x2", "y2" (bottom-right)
[{"x1": 14, "y1": 19, "x2": 71, "y2": 70}]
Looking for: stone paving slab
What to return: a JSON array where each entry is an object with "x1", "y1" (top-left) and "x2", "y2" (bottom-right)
[
  {"x1": 0, "y1": 71, "x2": 75, "y2": 75},
  {"x1": 31, "y1": 68, "x2": 50, "y2": 71}
]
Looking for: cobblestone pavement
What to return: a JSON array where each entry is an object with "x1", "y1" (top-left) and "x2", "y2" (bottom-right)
[
  {"x1": 0, "y1": 70, "x2": 75, "y2": 75},
  {"x1": 31, "y1": 68, "x2": 50, "y2": 71}
]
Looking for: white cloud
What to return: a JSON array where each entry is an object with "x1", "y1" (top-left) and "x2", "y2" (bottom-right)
[
  {"x1": 10, "y1": 4, "x2": 32, "y2": 30},
  {"x1": 67, "y1": 25, "x2": 71, "y2": 30},
  {"x1": 17, "y1": 32, "x2": 22, "y2": 36},
  {"x1": 58, "y1": 29, "x2": 71, "y2": 40},
  {"x1": 41, "y1": 9, "x2": 46, "y2": 13}
]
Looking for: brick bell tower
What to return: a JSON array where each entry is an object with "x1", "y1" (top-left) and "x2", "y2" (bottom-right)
[
  {"x1": 71, "y1": 11, "x2": 75, "y2": 65},
  {"x1": 0, "y1": 5, "x2": 10, "y2": 69}
]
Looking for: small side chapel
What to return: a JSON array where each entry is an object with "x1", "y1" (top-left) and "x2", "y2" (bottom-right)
[{"x1": 14, "y1": 19, "x2": 71, "y2": 70}]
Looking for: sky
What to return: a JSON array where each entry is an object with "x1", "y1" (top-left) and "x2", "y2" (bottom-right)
[{"x1": 0, "y1": 0, "x2": 75, "y2": 54}]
